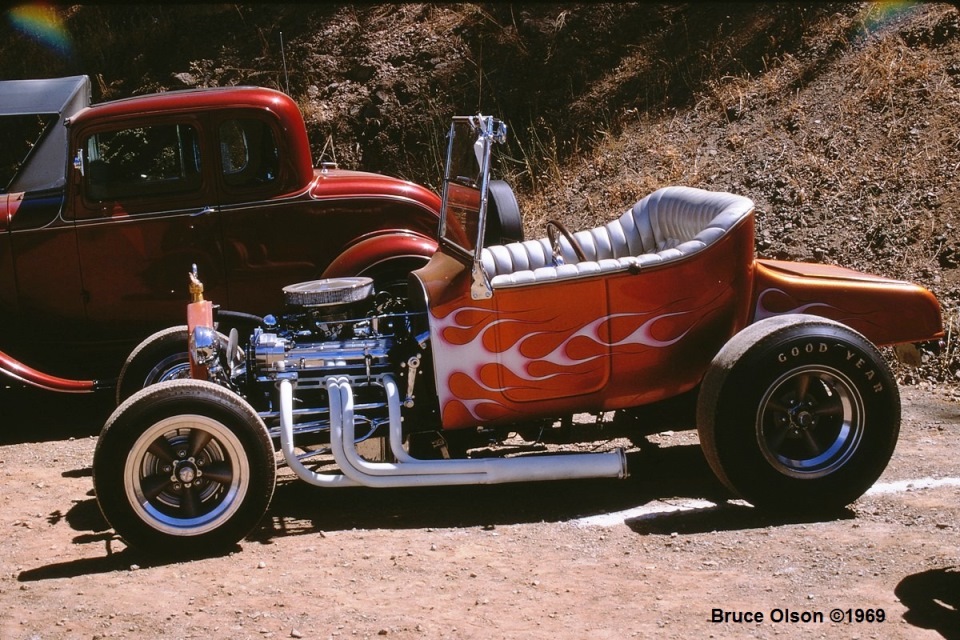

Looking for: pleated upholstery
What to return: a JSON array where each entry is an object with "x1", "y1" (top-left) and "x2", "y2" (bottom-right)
[{"x1": 480, "y1": 186, "x2": 754, "y2": 287}]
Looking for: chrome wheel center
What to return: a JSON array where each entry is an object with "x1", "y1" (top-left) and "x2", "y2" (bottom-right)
[
  {"x1": 792, "y1": 407, "x2": 815, "y2": 430},
  {"x1": 176, "y1": 462, "x2": 197, "y2": 484},
  {"x1": 758, "y1": 366, "x2": 864, "y2": 479}
]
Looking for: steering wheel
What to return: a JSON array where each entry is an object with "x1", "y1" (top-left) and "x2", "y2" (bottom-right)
[{"x1": 546, "y1": 219, "x2": 587, "y2": 266}]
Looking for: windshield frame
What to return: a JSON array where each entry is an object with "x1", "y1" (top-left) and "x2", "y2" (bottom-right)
[{"x1": 437, "y1": 115, "x2": 507, "y2": 262}]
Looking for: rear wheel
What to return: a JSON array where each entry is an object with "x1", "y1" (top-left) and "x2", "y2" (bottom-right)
[
  {"x1": 697, "y1": 315, "x2": 899, "y2": 512},
  {"x1": 486, "y1": 179, "x2": 524, "y2": 244},
  {"x1": 94, "y1": 380, "x2": 276, "y2": 555}
]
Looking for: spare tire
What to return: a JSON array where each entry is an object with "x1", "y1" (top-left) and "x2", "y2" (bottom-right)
[{"x1": 485, "y1": 180, "x2": 524, "y2": 245}]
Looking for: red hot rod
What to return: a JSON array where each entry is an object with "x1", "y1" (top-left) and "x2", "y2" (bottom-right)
[{"x1": 92, "y1": 115, "x2": 943, "y2": 555}]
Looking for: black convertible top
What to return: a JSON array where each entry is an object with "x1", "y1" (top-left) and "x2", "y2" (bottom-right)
[{"x1": 0, "y1": 75, "x2": 91, "y2": 193}]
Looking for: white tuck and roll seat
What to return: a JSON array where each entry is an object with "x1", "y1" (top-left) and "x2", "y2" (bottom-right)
[{"x1": 479, "y1": 186, "x2": 755, "y2": 287}]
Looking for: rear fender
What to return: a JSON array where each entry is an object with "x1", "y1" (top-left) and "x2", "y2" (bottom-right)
[
  {"x1": 751, "y1": 259, "x2": 943, "y2": 346},
  {"x1": 322, "y1": 231, "x2": 437, "y2": 280}
]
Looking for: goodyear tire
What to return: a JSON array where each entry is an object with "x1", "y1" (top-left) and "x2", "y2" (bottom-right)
[
  {"x1": 94, "y1": 379, "x2": 276, "y2": 556},
  {"x1": 697, "y1": 314, "x2": 900, "y2": 512}
]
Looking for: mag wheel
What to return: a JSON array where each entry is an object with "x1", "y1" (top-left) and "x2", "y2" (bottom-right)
[
  {"x1": 756, "y1": 365, "x2": 864, "y2": 478},
  {"x1": 94, "y1": 380, "x2": 275, "y2": 555},
  {"x1": 697, "y1": 314, "x2": 900, "y2": 512}
]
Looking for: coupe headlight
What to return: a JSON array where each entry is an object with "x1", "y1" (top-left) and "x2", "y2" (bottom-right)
[{"x1": 190, "y1": 326, "x2": 221, "y2": 367}]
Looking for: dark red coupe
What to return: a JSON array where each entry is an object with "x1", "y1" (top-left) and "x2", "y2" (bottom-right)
[{"x1": 0, "y1": 76, "x2": 515, "y2": 380}]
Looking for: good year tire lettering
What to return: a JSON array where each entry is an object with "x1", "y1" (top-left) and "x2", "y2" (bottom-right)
[
  {"x1": 775, "y1": 342, "x2": 883, "y2": 394},
  {"x1": 845, "y1": 348, "x2": 884, "y2": 393},
  {"x1": 776, "y1": 342, "x2": 829, "y2": 363}
]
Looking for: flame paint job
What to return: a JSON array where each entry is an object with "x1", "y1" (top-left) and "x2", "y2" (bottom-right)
[
  {"x1": 416, "y1": 211, "x2": 943, "y2": 432},
  {"x1": 417, "y1": 215, "x2": 756, "y2": 430}
]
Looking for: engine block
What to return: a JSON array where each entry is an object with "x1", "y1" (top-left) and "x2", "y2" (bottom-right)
[
  {"x1": 252, "y1": 332, "x2": 393, "y2": 384},
  {"x1": 238, "y1": 277, "x2": 426, "y2": 393}
]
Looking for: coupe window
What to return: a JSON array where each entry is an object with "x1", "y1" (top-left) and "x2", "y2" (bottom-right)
[
  {"x1": 84, "y1": 123, "x2": 202, "y2": 201},
  {"x1": 219, "y1": 118, "x2": 279, "y2": 188}
]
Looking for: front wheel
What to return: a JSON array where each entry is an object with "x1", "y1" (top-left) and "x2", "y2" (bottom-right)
[
  {"x1": 697, "y1": 315, "x2": 900, "y2": 512},
  {"x1": 116, "y1": 326, "x2": 192, "y2": 405},
  {"x1": 94, "y1": 380, "x2": 276, "y2": 555}
]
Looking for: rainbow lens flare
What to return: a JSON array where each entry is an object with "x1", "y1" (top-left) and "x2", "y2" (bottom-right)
[{"x1": 7, "y1": 3, "x2": 73, "y2": 56}]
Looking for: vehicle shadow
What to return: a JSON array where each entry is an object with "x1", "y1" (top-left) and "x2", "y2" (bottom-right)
[
  {"x1": 16, "y1": 539, "x2": 241, "y2": 582},
  {"x1": 894, "y1": 566, "x2": 960, "y2": 640},
  {"x1": 0, "y1": 386, "x2": 112, "y2": 444},
  {"x1": 252, "y1": 437, "x2": 852, "y2": 538},
  {"x1": 20, "y1": 438, "x2": 854, "y2": 579},
  {"x1": 621, "y1": 501, "x2": 854, "y2": 534},
  {"x1": 250, "y1": 441, "x2": 732, "y2": 537}
]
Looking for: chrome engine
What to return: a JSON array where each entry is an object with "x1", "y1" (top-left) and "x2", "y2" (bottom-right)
[
  {"x1": 208, "y1": 277, "x2": 432, "y2": 448},
  {"x1": 251, "y1": 277, "x2": 408, "y2": 387}
]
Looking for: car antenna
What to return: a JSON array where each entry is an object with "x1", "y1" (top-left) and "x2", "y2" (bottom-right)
[{"x1": 280, "y1": 31, "x2": 290, "y2": 94}]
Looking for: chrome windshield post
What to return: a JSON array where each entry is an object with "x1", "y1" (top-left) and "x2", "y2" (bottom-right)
[
  {"x1": 437, "y1": 114, "x2": 508, "y2": 257},
  {"x1": 436, "y1": 114, "x2": 507, "y2": 301}
]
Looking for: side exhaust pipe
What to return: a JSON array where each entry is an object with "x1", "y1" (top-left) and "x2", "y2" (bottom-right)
[
  {"x1": 278, "y1": 378, "x2": 359, "y2": 487},
  {"x1": 278, "y1": 375, "x2": 628, "y2": 488}
]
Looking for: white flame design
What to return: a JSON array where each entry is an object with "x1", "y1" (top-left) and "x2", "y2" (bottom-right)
[
  {"x1": 754, "y1": 287, "x2": 837, "y2": 321},
  {"x1": 432, "y1": 306, "x2": 693, "y2": 420}
]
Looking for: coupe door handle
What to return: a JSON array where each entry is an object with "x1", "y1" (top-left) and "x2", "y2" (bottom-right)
[{"x1": 191, "y1": 206, "x2": 216, "y2": 217}]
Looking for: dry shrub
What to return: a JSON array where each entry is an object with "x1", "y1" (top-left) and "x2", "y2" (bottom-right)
[{"x1": 853, "y1": 36, "x2": 943, "y2": 111}]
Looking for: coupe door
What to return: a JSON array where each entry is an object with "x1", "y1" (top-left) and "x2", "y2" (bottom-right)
[
  {"x1": 211, "y1": 115, "x2": 319, "y2": 314},
  {"x1": 70, "y1": 117, "x2": 227, "y2": 338},
  {"x1": 3, "y1": 190, "x2": 85, "y2": 339}
]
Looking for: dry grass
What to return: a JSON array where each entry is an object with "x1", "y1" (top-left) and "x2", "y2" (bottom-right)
[{"x1": 515, "y1": 2, "x2": 960, "y2": 382}]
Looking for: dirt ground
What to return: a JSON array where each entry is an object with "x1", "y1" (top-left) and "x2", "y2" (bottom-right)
[{"x1": 0, "y1": 383, "x2": 956, "y2": 640}]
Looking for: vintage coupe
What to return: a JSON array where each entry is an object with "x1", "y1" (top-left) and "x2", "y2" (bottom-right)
[
  {"x1": 93, "y1": 115, "x2": 943, "y2": 554},
  {"x1": 0, "y1": 76, "x2": 519, "y2": 380}
]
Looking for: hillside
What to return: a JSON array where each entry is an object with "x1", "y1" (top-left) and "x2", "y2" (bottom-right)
[{"x1": 2, "y1": 1, "x2": 959, "y2": 382}]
